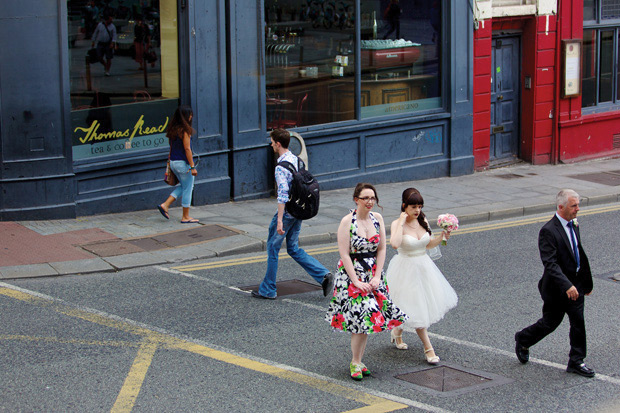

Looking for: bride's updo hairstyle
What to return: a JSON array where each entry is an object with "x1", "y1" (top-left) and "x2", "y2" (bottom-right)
[
  {"x1": 401, "y1": 188, "x2": 432, "y2": 235},
  {"x1": 353, "y1": 182, "x2": 382, "y2": 210}
]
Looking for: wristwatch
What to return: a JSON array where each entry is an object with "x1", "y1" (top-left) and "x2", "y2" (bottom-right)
[{"x1": 189, "y1": 166, "x2": 196, "y2": 170}]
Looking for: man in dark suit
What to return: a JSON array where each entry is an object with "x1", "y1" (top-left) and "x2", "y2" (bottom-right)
[{"x1": 515, "y1": 189, "x2": 594, "y2": 377}]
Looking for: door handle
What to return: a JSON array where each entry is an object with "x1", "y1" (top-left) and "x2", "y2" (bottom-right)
[{"x1": 497, "y1": 95, "x2": 504, "y2": 101}]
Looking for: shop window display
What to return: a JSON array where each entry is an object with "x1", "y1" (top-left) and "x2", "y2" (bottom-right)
[
  {"x1": 264, "y1": 0, "x2": 356, "y2": 128},
  {"x1": 68, "y1": 0, "x2": 179, "y2": 160},
  {"x1": 360, "y1": 0, "x2": 441, "y2": 118},
  {"x1": 264, "y1": 0, "x2": 441, "y2": 130}
]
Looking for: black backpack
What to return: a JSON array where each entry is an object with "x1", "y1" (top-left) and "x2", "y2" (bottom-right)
[{"x1": 277, "y1": 158, "x2": 320, "y2": 220}]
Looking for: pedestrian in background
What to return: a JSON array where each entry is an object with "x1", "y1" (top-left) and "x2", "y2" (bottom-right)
[
  {"x1": 251, "y1": 129, "x2": 334, "y2": 300},
  {"x1": 158, "y1": 105, "x2": 199, "y2": 224},
  {"x1": 133, "y1": 15, "x2": 151, "y2": 70},
  {"x1": 91, "y1": 13, "x2": 117, "y2": 76},
  {"x1": 326, "y1": 183, "x2": 408, "y2": 381},
  {"x1": 515, "y1": 189, "x2": 595, "y2": 377},
  {"x1": 385, "y1": 188, "x2": 457, "y2": 364},
  {"x1": 383, "y1": 0, "x2": 402, "y2": 39}
]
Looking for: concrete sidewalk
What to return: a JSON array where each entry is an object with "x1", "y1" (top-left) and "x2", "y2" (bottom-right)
[{"x1": 2, "y1": 158, "x2": 619, "y2": 279}]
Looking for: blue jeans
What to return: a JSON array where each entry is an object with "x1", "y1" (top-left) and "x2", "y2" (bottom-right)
[
  {"x1": 258, "y1": 211, "x2": 329, "y2": 298},
  {"x1": 169, "y1": 160, "x2": 194, "y2": 208}
]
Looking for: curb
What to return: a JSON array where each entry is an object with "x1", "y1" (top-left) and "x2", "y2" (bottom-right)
[{"x1": 2, "y1": 198, "x2": 618, "y2": 280}]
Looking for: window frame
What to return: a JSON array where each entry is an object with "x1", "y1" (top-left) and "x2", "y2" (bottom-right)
[
  {"x1": 262, "y1": 0, "x2": 448, "y2": 131},
  {"x1": 582, "y1": 1, "x2": 620, "y2": 112}
]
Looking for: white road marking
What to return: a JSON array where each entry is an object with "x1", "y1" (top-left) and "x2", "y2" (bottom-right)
[{"x1": 151, "y1": 269, "x2": 620, "y2": 386}]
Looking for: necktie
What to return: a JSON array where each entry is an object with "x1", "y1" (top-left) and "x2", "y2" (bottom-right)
[{"x1": 567, "y1": 221, "x2": 580, "y2": 270}]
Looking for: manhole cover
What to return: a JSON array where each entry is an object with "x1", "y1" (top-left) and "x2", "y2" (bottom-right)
[
  {"x1": 127, "y1": 237, "x2": 169, "y2": 251},
  {"x1": 387, "y1": 363, "x2": 513, "y2": 396},
  {"x1": 81, "y1": 240, "x2": 144, "y2": 257},
  {"x1": 396, "y1": 366, "x2": 489, "y2": 392},
  {"x1": 80, "y1": 225, "x2": 240, "y2": 257},
  {"x1": 152, "y1": 225, "x2": 239, "y2": 247},
  {"x1": 570, "y1": 172, "x2": 620, "y2": 186},
  {"x1": 239, "y1": 279, "x2": 322, "y2": 297},
  {"x1": 495, "y1": 173, "x2": 525, "y2": 180}
]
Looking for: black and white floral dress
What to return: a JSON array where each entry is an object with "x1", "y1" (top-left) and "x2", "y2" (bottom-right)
[{"x1": 326, "y1": 210, "x2": 408, "y2": 334}]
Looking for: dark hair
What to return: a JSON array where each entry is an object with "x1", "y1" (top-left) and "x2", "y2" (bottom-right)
[
  {"x1": 353, "y1": 183, "x2": 382, "y2": 210},
  {"x1": 166, "y1": 105, "x2": 194, "y2": 140},
  {"x1": 270, "y1": 128, "x2": 290, "y2": 148},
  {"x1": 401, "y1": 188, "x2": 431, "y2": 234}
]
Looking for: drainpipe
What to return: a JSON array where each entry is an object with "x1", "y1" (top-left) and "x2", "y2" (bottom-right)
[{"x1": 551, "y1": 0, "x2": 562, "y2": 164}]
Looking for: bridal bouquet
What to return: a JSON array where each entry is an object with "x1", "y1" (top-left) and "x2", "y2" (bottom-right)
[{"x1": 437, "y1": 213, "x2": 459, "y2": 245}]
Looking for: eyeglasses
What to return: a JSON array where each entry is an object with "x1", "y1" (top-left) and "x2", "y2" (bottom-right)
[{"x1": 357, "y1": 197, "x2": 377, "y2": 202}]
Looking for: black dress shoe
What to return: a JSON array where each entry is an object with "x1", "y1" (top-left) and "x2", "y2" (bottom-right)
[
  {"x1": 250, "y1": 290, "x2": 276, "y2": 300},
  {"x1": 322, "y1": 272, "x2": 334, "y2": 297},
  {"x1": 515, "y1": 333, "x2": 529, "y2": 364},
  {"x1": 566, "y1": 363, "x2": 595, "y2": 378}
]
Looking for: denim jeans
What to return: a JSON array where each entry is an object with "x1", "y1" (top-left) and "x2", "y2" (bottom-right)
[
  {"x1": 169, "y1": 160, "x2": 194, "y2": 208},
  {"x1": 258, "y1": 211, "x2": 329, "y2": 298}
]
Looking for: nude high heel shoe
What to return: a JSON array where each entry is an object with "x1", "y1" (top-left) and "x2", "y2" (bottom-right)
[
  {"x1": 424, "y1": 348, "x2": 440, "y2": 364},
  {"x1": 390, "y1": 328, "x2": 408, "y2": 350}
]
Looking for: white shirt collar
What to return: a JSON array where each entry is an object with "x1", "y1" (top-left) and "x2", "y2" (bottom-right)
[{"x1": 555, "y1": 212, "x2": 570, "y2": 227}]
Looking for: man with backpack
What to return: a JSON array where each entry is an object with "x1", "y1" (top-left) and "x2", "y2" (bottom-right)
[{"x1": 251, "y1": 129, "x2": 334, "y2": 300}]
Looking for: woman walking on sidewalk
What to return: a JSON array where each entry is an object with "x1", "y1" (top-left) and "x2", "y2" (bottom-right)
[
  {"x1": 326, "y1": 183, "x2": 408, "y2": 381},
  {"x1": 158, "y1": 105, "x2": 199, "y2": 224}
]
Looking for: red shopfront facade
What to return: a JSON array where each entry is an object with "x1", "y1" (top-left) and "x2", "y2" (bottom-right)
[{"x1": 472, "y1": 1, "x2": 620, "y2": 171}]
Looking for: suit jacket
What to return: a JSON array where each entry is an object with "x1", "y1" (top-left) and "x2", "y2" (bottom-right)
[{"x1": 538, "y1": 215, "x2": 592, "y2": 302}]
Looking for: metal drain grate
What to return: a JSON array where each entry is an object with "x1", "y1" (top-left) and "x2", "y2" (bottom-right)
[
  {"x1": 239, "y1": 279, "x2": 322, "y2": 297},
  {"x1": 388, "y1": 363, "x2": 513, "y2": 396}
]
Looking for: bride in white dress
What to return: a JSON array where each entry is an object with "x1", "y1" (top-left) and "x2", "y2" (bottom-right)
[{"x1": 385, "y1": 188, "x2": 458, "y2": 364}]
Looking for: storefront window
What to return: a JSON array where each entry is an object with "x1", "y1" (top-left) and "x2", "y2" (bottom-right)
[
  {"x1": 264, "y1": 0, "x2": 355, "y2": 129},
  {"x1": 599, "y1": 30, "x2": 614, "y2": 103},
  {"x1": 582, "y1": 30, "x2": 597, "y2": 107},
  {"x1": 360, "y1": 0, "x2": 441, "y2": 118},
  {"x1": 68, "y1": 0, "x2": 179, "y2": 160},
  {"x1": 584, "y1": 0, "x2": 596, "y2": 21},
  {"x1": 263, "y1": 0, "x2": 442, "y2": 130},
  {"x1": 601, "y1": 0, "x2": 620, "y2": 20}
]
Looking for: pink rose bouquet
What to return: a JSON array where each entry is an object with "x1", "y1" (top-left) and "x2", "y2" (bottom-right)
[{"x1": 437, "y1": 213, "x2": 459, "y2": 245}]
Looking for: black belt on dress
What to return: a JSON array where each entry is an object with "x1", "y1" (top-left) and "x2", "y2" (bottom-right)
[{"x1": 349, "y1": 252, "x2": 376, "y2": 273}]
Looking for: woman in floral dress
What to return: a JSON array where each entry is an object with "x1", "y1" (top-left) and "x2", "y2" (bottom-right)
[{"x1": 326, "y1": 183, "x2": 408, "y2": 381}]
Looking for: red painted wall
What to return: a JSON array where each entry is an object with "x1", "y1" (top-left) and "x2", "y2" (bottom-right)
[
  {"x1": 473, "y1": 21, "x2": 492, "y2": 170},
  {"x1": 556, "y1": 0, "x2": 620, "y2": 161},
  {"x1": 472, "y1": 15, "x2": 559, "y2": 170}
]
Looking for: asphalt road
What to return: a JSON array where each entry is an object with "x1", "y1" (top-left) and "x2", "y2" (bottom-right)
[{"x1": 1, "y1": 204, "x2": 619, "y2": 412}]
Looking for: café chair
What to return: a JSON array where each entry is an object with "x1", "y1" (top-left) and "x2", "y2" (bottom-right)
[{"x1": 278, "y1": 93, "x2": 308, "y2": 129}]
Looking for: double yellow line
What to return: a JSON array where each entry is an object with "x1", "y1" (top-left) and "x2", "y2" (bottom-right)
[
  {"x1": 173, "y1": 203, "x2": 620, "y2": 272},
  {"x1": 0, "y1": 286, "x2": 410, "y2": 413},
  {"x1": 173, "y1": 244, "x2": 337, "y2": 272}
]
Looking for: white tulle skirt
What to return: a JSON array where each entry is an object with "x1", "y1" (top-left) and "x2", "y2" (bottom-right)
[{"x1": 385, "y1": 253, "x2": 457, "y2": 329}]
